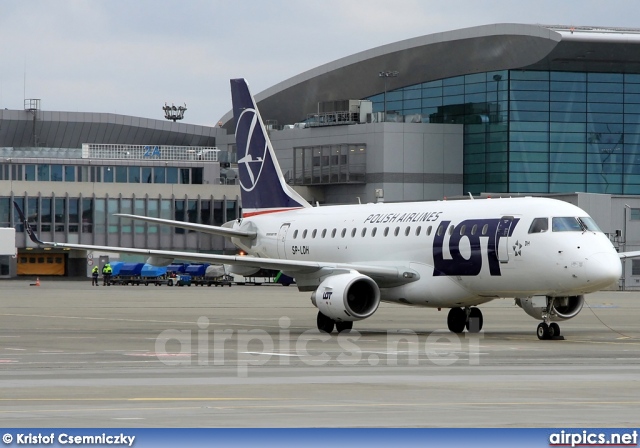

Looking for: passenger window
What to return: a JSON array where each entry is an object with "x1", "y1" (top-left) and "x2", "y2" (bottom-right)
[
  {"x1": 427, "y1": 226, "x2": 432, "y2": 236},
  {"x1": 331, "y1": 229, "x2": 336, "y2": 238},
  {"x1": 361, "y1": 228, "x2": 367, "y2": 237},
  {"x1": 482, "y1": 224, "x2": 488, "y2": 235},
  {"x1": 471, "y1": 224, "x2": 477, "y2": 235},
  {"x1": 351, "y1": 228, "x2": 357, "y2": 237},
  {"x1": 321, "y1": 229, "x2": 327, "y2": 238},
  {"x1": 394, "y1": 227, "x2": 400, "y2": 237},
  {"x1": 371, "y1": 227, "x2": 377, "y2": 237},
  {"x1": 437, "y1": 225, "x2": 443, "y2": 236},
  {"x1": 302, "y1": 230, "x2": 307, "y2": 239},
  {"x1": 460, "y1": 225, "x2": 466, "y2": 235},
  {"x1": 341, "y1": 228, "x2": 347, "y2": 238},
  {"x1": 312, "y1": 229, "x2": 317, "y2": 238},
  {"x1": 415, "y1": 226, "x2": 421, "y2": 236},
  {"x1": 384, "y1": 227, "x2": 389, "y2": 237},
  {"x1": 405, "y1": 226, "x2": 411, "y2": 236},
  {"x1": 293, "y1": 230, "x2": 298, "y2": 239},
  {"x1": 528, "y1": 218, "x2": 549, "y2": 234},
  {"x1": 448, "y1": 225, "x2": 454, "y2": 235}
]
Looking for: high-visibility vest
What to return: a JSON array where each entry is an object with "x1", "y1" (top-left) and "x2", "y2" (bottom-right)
[{"x1": 92, "y1": 266, "x2": 99, "y2": 274}]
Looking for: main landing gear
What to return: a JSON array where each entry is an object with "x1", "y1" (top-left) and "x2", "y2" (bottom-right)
[
  {"x1": 317, "y1": 311, "x2": 353, "y2": 334},
  {"x1": 537, "y1": 321, "x2": 561, "y2": 340},
  {"x1": 447, "y1": 307, "x2": 483, "y2": 333}
]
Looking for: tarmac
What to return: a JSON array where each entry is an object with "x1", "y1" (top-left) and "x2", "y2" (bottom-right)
[{"x1": 0, "y1": 279, "x2": 639, "y2": 427}]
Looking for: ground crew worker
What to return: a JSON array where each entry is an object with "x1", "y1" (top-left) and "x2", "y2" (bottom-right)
[
  {"x1": 102, "y1": 262, "x2": 112, "y2": 286},
  {"x1": 91, "y1": 265, "x2": 99, "y2": 286}
]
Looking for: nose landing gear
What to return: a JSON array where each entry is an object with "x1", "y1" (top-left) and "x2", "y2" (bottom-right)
[{"x1": 536, "y1": 302, "x2": 563, "y2": 340}]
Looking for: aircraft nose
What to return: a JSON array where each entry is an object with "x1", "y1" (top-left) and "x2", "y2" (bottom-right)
[{"x1": 587, "y1": 252, "x2": 622, "y2": 289}]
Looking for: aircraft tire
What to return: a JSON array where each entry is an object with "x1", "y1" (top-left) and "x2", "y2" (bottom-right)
[
  {"x1": 447, "y1": 307, "x2": 466, "y2": 333},
  {"x1": 537, "y1": 322, "x2": 550, "y2": 340},
  {"x1": 317, "y1": 311, "x2": 335, "y2": 334},
  {"x1": 549, "y1": 322, "x2": 561, "y2": 337},
  {"x1": 465, "y1": 307, "x2": 483, "y2": 333},
  {"x1": 335, "y1": 321, "x2": 353, "y2": 333}
]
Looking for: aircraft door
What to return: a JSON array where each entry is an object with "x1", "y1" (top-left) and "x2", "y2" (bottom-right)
[
  {"x1": 277, "y1": 224, "x2": 290, "y2": 259},
  {"x1": 495, "y1": 216, "x2": 514, "y2": 263}
]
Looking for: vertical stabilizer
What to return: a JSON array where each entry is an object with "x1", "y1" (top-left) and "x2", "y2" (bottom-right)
[{"x1": 231, "y1": 78, "x2": 310, "y2": 217}]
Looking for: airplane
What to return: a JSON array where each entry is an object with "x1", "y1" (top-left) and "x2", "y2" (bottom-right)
[{"x1": 13, "y1": 78, "x2": 637, "y2": 340}]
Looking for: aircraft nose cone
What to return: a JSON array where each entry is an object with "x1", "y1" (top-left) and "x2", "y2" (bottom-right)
[{"x1": 588, "y1": 252, "x2": 622, "y2": 289}]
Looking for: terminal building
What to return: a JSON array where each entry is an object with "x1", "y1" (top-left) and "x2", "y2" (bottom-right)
[{"x1": 3, "y1": 23, "x2": 640, "y2": 288}]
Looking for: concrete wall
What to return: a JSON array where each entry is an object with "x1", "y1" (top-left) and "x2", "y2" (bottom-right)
[{"x1": 269, "y1": 122, "x2": 464, "y2": 204}]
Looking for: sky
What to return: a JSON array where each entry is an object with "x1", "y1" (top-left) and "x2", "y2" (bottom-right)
[{"x1": 1, "y1": 0, "x2": 639, "y2": 127}]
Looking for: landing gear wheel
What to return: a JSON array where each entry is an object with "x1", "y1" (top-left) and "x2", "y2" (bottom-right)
[
  {"x1": 549, "y1": 322, "x2": 561, "y2": 338},
  {"x1": 335, "y1": 321, "x2": 353, "y2": 333},
  {"x1": 465, "y1": 307, "x2": 483, "y2": 333},
  {"x1": 317, "y1": 311, "x2": 335, "y2": 334},
  {"x1": 447, "y1": 307, "x2": 466, "y2": 333},
  {"x1": 537, "y1": 322, "x2": 550, "y2": 340}
]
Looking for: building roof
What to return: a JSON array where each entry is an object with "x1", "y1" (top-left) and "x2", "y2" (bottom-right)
[
  {"x1": 220, "y1": 23, "x2": 640, "y2": 130},
  {"x1": 0, "y1": 109, "x2": 220, "y2": 149}
]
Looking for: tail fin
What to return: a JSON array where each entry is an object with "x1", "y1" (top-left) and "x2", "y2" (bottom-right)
[{"x1": 230, "y1": 78, "x2": 310, "y2": 217}]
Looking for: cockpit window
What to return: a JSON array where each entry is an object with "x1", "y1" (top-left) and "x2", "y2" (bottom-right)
[
  {"x1": 552, "y1": 217, "x2": 584, "y2": 232},
  {"x1": 528, "y1": 218, "x2": 548, "y2": 234},
  {"x1": 578, "y1": 217, "x2": 602, "y2": 232}
]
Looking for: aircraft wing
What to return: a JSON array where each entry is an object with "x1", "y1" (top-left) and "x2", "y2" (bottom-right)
[
  {"x1": 618, "y1": 251, "x2": 640, "y2": 259},
  {"x1": 113, "y1": 213, "x2": 256, "y2": 239},
  {"x1": 14, "y1": 202, "x2": 417, "y2": 287}
]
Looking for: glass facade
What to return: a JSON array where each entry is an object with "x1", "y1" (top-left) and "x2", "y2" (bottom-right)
[
  {"x1": 292, "y1": 144, "x2": 367, "y2": 185},
  {"x1": 0, "y1": 195, "x2": 240, "y2": 237},
  {"x1": 366, "y1": 70, "x2": 640, "y2": 195},
  {"x1": 0, "y1": 162, "x2": 206, "y2": 185}
]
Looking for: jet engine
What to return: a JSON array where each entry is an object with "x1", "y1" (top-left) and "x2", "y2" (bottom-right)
[
  {"x1": 515, "y1": 295, "x2": 584, "y2": 321},
  {"x1": 310, "y1": 272, "x2": 381, "y2": 322}
]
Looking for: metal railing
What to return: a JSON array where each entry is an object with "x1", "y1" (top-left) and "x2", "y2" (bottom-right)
[{"x1": 82, "y1": 144, "x2": 219, "y2": 161}]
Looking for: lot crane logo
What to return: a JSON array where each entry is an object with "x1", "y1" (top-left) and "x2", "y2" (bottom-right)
[{"x1": 235, "y1": 107, "x2": 268, "y2": 193}]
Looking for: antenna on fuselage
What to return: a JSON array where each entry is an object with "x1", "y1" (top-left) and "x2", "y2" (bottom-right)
[{"x1": 468, "y1": 192, "x2": 474, "y2": 200}]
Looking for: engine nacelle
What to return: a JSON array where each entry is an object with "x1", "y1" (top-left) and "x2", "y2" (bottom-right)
[
  {"x1": 310, "y1": 272, "x2": 380, "y2": 322},
  {"x1": 515, "y1": 295, "x2": 584, "y2": 321}
]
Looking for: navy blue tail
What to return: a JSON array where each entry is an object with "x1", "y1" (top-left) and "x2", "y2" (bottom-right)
[{"x1": 230, "y1": 78, "x2": 309, "y2": 217}]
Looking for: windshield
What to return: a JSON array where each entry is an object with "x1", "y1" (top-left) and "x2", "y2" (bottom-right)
[
  {"x1": 552, "y1": 217, "x2": 583, "y2": 232},
  {"x1": 578, "y1": 217, "x2": 602, "y2": 232},
  {"x1": 552, "y1": 216, "x2": 602, "y2": 232}
]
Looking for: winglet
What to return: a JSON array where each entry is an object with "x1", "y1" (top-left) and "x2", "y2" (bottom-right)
[{"x1": 13, "y1": 201, "x2": 45, "y2": 245}]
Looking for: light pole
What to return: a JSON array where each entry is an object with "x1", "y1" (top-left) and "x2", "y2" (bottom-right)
[
  {"x1": 163, "y1": 103, "x2": 187, "y2": 122},
  {"x1": 378, "y1": 70, "x2": 399, "y2": 122},
  {"x1": 623, "y1": 204, "x2": 631, "y2": 290}
]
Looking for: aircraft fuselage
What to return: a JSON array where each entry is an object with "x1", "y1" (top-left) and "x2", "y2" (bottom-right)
[{"x1": 232, "y1": 196, "x2": 621, "y2": 308}]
